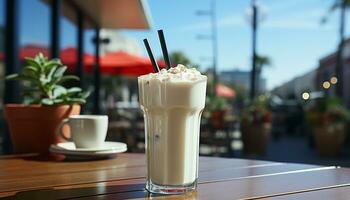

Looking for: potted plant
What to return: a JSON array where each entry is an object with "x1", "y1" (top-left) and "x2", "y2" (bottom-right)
[
  {"x1": 306, "y1": 98, "x2": 349, "y2": 156},
  {"x1": 5, "y1": 53, "x2": 89, "y2": 154},
  {"x1": 240, "y1": 96, "x2": 272, "y2": 155},
  {"x1": 206, "y1": 95, "x2": 228, "y2": 129}
]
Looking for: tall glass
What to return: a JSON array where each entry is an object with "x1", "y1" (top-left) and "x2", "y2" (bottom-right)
[{"x1": 138, "y1": 75, "x2": 207, "y2": 194}]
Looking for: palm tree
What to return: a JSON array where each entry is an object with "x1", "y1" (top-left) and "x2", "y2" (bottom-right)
[
  {"x1": 169, "y1": 51, "x2": 200, "y2": 70},
  {"x1": 169, "y1": 51, "x2": 192, "y2": 67},
  {"x1": 322, "y1": 0, "x2": 350, "y2": 98},
  {"x1": 255, "y1": 55, "x2": 271, "y2": 71},
  {"x1": 254, "y1": 54, "x2": 271, "y2": 94}
]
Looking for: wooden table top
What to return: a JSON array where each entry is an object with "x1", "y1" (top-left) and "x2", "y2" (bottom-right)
[{"x1": 0, "y1": 153, "x2": 350, "y2": 200}]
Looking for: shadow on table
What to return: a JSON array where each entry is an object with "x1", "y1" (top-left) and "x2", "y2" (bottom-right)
[
  {"x1": 18, "y1": 153, "x2": 117, "y2": 162},
  {"x1": 1, "y1": 184, "x2": 198, "y2": 200}
]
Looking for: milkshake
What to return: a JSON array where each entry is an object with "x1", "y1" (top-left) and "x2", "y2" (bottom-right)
[{"x1": 138, "y1": 64, "x2": 207, "y2": 194}]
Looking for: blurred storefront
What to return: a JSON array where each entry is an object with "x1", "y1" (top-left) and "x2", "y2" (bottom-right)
[
  {"x1": 273, "y1": 69, "x2": 317, "y2": 102},
  {"x1": 273, "y1": 38, "x2": 350, "y2": 107},
  {"x1": 317, "y1": 38, "x2": 350, "y2": 107},
  {"x1": 219, "y1": 69, "x2": 266, "y2": 94}
]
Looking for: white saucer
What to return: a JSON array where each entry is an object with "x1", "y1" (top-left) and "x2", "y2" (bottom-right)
[{"x1": 50, "y1": 142, "x2": 127, "y2": 159}]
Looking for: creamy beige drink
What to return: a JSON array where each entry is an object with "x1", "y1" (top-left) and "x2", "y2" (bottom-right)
[{"x1": 138, "y1": 64, "x2": 207, "y2": 194}]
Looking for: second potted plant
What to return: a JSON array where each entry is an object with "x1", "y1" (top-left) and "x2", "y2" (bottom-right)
[
  {"x1": 306, "y1": 98, "x2": 349, "y2": 156},
  {"x1": 206, "y1": 95, "x2": 228, "y2": 130},
  {"x1": 5, "y1": 53, "x2": 90, "y2": 154},
  {"x1": 240, "y1": 96, "x2": 272, "y2": 155}
]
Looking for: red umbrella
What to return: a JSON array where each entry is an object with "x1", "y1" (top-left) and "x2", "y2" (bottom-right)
[
  {"x1": 60, "y1": 47, "x2": 94, "y2": 72},
  {"x1": 20, "y1": 45, "x2": 49, "y2": 58},
  {"x1": 19, "y1": 45, "x2": 49, "y2": 60},
  {"x1": 216, "y1": 84, "x2": 236, "y2": 98},
  {"x1": 0, "y1": 44, "x2": 49, "y2": 61},
  {"x1": 95, "y1": 51, "x2": 166, "y2": 76},
  {"x1": 0, "y1": 47, "x2": 165, "y2": 76}
]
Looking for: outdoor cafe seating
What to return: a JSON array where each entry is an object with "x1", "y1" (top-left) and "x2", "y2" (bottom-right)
[{"x1": 2, "y1": 0, "x2": 350, "y2": 199}]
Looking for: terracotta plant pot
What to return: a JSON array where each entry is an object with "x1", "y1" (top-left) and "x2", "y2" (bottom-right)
[
  {"x1": 241, "y1": 121, "x2": 271, "y2": 155},
  {"x1": 4, "y1": 104, "x2": 80, "y2": 154},
  {"x1": 210, "y1": 110, "x2": 226, "y2": 129},
  {"x1": 313, "y1": 124, "x2": 346, "y2": 156}
]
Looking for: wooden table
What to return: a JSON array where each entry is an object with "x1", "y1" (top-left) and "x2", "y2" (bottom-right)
[{"x1": 1, "y1": 153, "x2": 350, "y2": 199}]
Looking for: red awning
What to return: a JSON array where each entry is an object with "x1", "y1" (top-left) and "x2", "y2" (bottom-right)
[
  {"x1": 60, "y1": 47, "x2": 94, "y2": 72},
  {"x1": 0, "y1": 46, "x2": 165, "y2": 76},
  {"x1": 20, "y1": 45, "x2": 49, "y2": 58},
  {"x1": 216, "y1": 84, "x2": 236, "y2": 98},
  {"x1": 92, "y1": 51, "x2": 165, "y2": 76},
  {"x1": 0, "y1": 44, "x2": 49, "y2": 60},
  {"x1": 0, "y1": 46, "x2": 94, "y2": 73}
]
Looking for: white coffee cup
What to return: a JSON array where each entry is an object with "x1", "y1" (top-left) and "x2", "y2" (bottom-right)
[{"x1": 57, "y1": 115, "x2": 108, "y2": 148}]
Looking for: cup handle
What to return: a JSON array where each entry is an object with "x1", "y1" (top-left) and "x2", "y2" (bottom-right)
[{"x1": 56, "y1": 118, "x2": 72, "y2": 141}]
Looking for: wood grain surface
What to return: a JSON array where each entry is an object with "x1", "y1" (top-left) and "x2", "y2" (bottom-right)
[{"x1": 0, "y1": 153, "x2": 349, "y2": 200}]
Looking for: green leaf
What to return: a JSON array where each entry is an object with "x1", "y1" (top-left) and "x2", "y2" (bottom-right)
[
  {"x1": 53, "y1": 66, "x2": 67, "y2": 78},
  {"x1": 67, "y1": 87, "x2": 82, "y2": 94},
  {"x1": 39, "y1": 74, "x2": 50, "y2": 85},
  {"x1": 53, "y1": 99, "x2": 64, "y2": 104},
  {"x1": 24, "y1": 66, "x2": 39, "y2": 73},
  {"x1": 79, "y1": 91, "x2": 91, "y2": 99},
  {"x1": 34, "y1": 53, "x2": 46, "y2": 65},
  {"x1": 25, "y1": 58, "x2": 41, "y2": 70},
  {"x1": 56, "y1": 75, "x2": 79, "y2": 84},
  {"x1": 41, "y1": 98, "x2": 54, "y2": 105},
  {"x1": 67, "y1": 98, "x2": 86, "y2": 104},
  {"x1": 5, "y1": 74, "x2": 19, "y2": 80},
  {"x1": 47, "y1": 65, "x2": 58, "y2": 81},
  {"x1": 44, "y1": 60, "x2": 61, "y2": 74},
  {"x1": 53, "y1": 86, "x2": 67, "y2": 98}
]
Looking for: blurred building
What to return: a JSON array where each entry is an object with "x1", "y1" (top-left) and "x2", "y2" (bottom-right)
[
  {"x1": 273, "y1": 69, "x2": 316, "y2": 102},
  {"x1": 316, "y1": 38, "x2": 350, "y2": 107},
  {"x1": 273, "y1": 38, "x2": 350, "y2": 106},
  {"x1": 100, "y1": 30, "x2": 143, "y2": 56},
  {"x1": 219, "y1": 69, "x2": 266, "y2": 94},
  {"x1": 317, "y1": 53, "x2": 337, "y2": 96}
]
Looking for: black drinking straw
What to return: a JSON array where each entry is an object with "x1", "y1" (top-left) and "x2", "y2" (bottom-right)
[
  {"x1": 143, "y1": 38, "x2": 160, "y2": 73},
  {"x1": 157, "y1": 30, "x2": 171, "y2": 70}
]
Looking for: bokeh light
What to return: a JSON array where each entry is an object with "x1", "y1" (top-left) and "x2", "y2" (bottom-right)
[
  {"x1": 330, "y1": 76, "x2": 338, "y2": 84},
  {"x1": 323, "y1": 81, "x2": 331, "y2": 89},
  {"x1": 302, "y1": 92, "x2": 310, "y2": 100}
]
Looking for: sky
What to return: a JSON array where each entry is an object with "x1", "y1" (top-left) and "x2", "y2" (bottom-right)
[{"x1": 0, "y1": 0, "x2": 349, "y2": 89}]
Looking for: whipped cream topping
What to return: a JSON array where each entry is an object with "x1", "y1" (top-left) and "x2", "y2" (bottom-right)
[{"x1": 139, "y1": 64, "x2": 206, "y2": 82}]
